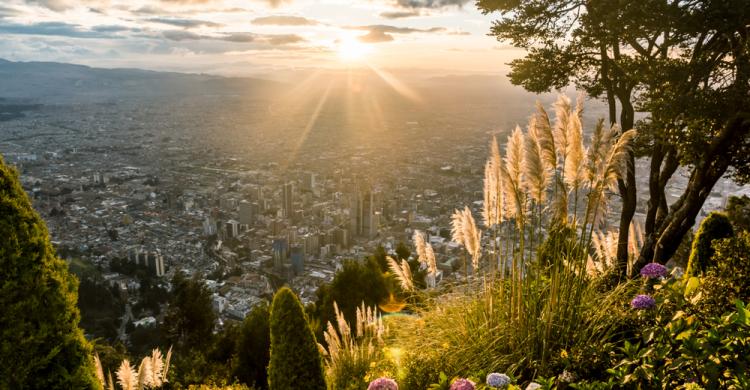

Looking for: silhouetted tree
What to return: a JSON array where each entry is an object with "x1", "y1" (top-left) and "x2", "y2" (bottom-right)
[{"x1": 233, "y1": 302, "x2": 271, "y2": 389}]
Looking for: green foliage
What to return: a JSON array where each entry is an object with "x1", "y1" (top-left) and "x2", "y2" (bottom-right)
[
  {"x1": 268, "y1": 287, "x2": 326, "y2": 390},
  {"x1": 314, "y1": 258, "x2": 389, "y2": 339},
  {"x1": 536, "y1": 222, "x2": 580, "y2": 269},
  {"x1": 399, "y1": 351, "x2": 446, "y2": 390},
  {"x1": 164, "y1": 272, "x2": 217, "y2": 350},
  {"x1": 608, "y1": 300, "x2": 750, "y2": 389},
  {"x1": 686, "y1": 212, "x2": 734, "y2": 277},
  {"x1": 726, "y1": 195, "x2": 750, "y2": 232},
  {"x1": 694, "y1": 232, "x2": 750, "y2": 319},
  {"x1": 232, "y1": 302, "x2": 271, "y2": 389},
  {"x1": 0, "y1": 155, "x2": 99, "y2": 388}
]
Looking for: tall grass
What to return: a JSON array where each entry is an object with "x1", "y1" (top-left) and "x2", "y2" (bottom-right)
[
  {"x1": 392, "y1": 96, "x2": 638, "y2": 382},
  {"x1": 97, "y1": 347, "x2": 172, "y2": 390},
  {"x1": 320, "y1": 302, "x2": 384, "y2": 389}
]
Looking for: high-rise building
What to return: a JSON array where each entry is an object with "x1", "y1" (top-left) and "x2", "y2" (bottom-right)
[
  {"x1": 239, "y1": 200, "x2": 253, "y2": 225},
  {"x1": 290, "y1": 245, "x2": 305, "y2": 275},
  {"x1": 350, "y1": 186, "x2": 378, "y2": 238},
  {"x1": 302, "y1": 172, "x2": 316, "y2": 192},
  {"x1": 283, "y1": 182, "x2": 294, "y2": 218},
  {"x1": 272, "y1": 237, "x2": 288, "y2": 270}
]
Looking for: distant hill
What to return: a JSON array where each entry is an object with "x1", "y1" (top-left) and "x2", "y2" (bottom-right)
[{"x1": 0, "y1": 59, "x2": 285, "y2": 102}]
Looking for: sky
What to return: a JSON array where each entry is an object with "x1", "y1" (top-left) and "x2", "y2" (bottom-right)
[{"x1": 0, "y1": 0, "x2": 525, "y2": 77}]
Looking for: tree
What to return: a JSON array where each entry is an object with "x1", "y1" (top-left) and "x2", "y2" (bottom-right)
[
  {"x1": 233, "y1": 302, "x2": 271, "y2": 389},
  {"x1": 725, "y1": 195, "x2": 750, "y2": 232},
  {"x1": 164, "y1": 272, "x2": 216, "y2": 350},
  {"x1": 478, "y1": 0, "x2": 750, "y2": 273},
  {"x1": 268, "y1": 287, "x2": 326, "y2": 390},
  {"x1": 0, "y1": 155, "x2": 99, "y2": 388},
  {"x1": 313, "y1": 258, "x2": 389, "y2": 336},
  {"x1": 686, "y1": 212, "x2": 734, "y2": 277}
]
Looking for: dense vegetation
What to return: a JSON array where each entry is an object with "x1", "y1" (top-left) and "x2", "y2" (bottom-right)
[{"x1": 0, "y1": 155, "x2": 98, "y2": 388}]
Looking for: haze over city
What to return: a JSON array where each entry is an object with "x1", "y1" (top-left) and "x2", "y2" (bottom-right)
[{"x1": 1, "y1": 1, "x2": 749, "y2": 389}]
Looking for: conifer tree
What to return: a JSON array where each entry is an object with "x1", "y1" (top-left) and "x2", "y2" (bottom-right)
[
  {"x1": 268, "y1": 287, "x2": 326, "y2": 390},
  {"x1": 0, "y1": 155, "x2": 99, "y2": 388},
  {"x1": 233, "y1": 301, "x2": 270, "y2": 389}
]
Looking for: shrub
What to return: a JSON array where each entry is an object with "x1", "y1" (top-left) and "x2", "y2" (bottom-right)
[
  {"x1": 0, "y1": 155, "x2": 99, "y2": 388},
  {"x1": 268, "y1": 287, "x2": 326, "y2": 390},
  {"x1": 694, "y1": 232, "x2": 750, "y2": 318},
  {"x1": 686, "y1": 212, "x2": 734, "y2": 276}
]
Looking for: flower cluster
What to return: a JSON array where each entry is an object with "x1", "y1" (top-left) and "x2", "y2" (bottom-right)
[
  {"x1": 450, "y1": 378, "x2": 476, "y2": 390},
  {"x1": 486, "y1": 373, "x2": 511, "y2": 388},
  {"x1": 368, "y1": 377, "x2": 398, "y2": 390},
  {"x1": 630, "y1": 294, "x2": 656, "y2": 309},
  {"x1": 559, "y1": 370, "x2": 577, "y2": 383},
  {"x1": 525, "y1": 383, "x2": 542, "y2": 390},
  {"x1": 640, "y1": 263, "x2": 669, "y2": 279}
]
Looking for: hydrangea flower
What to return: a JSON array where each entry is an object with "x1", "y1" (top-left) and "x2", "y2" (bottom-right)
[
  {"x1": 525, "y1": 383, "x2": 542, "y2": 390},
  {"x1": 559, "y1": 370, "x2": 576, "y2": 383},
  {"x1": 368, "y1": 377, "x2": 398, "y2": 390},
  {"x1": 486, "y1": 373, "x2": 511, "y2": 388},
  {"x1": 450, "y1": 378, "x2": 476, "y2": 390},
  {"x1": 640, "y1": 263, "x2": 669, "y2": 279},
  {"x1": 631, "y1": 294, "x2": 656, "y2": 309}
]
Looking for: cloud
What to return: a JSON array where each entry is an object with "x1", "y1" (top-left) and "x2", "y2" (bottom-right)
[
  {"x1": 91, "y1": 25, "x2": 134, "y2": 33},
  {"x1": 0, "y1": 5, "x2": 21, "y2": 18},
  {"x1": 351, "y1": 24, "x2": 445, "y2": 34},
  {"x1": 24, "y1": 0, "x2": 73, "y2": 12},
  {"x1": 251, "y1": 15, "x2": 318, "y2": 26},
  {"x1": 148, "y1": 18, "x2": 223, "y2": 28},
  {"x1": 0, "y1": 21, "x2": 112, "y2": 38},
  {"x1": 392, "y1": 0, "x2": 471, "y2": 9},
  {"x1": 265, "y1": 34, "x2": 305, "y2": 45},
  {"x1": 358, "y1": 30, "x2": 394, "y2": 43},
  {"x1": 219, "y1": 33, "x2": 256, "y2": 43},
  {"x1": 161, "y1": 30, "x2": 305, "y2": 46},
  {"x1": 162, "y1": 30, "x2": 204, "y2": 41},
  {"x1": 379, "y1": 10, "x2": 421, "y2": 19}
]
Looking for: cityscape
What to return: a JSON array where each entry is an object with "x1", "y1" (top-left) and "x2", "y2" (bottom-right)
[{"x1": 2, "y1": 1, "x2": 749, "y2": 388}]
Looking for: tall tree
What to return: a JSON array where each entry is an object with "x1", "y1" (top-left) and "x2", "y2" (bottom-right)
[
  {"x1": 0, "y1": 155, "x2": 99, "y2": 388},
  {"x1": 268, "y1": 287, "x2": 326, "y2": 390},
  {"x1": 478, "y1": 0, "x2": 750, "y2": 272},
  {"x1": 233, "y1": 302, "x2": 271, "y2": 389},
  {"x1": 164, "y1": 272, "x2": 216, "y2": 350}
]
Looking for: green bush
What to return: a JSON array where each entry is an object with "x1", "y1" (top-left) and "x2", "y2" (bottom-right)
[
  {"x1": 0, "y1": 155, "x2": 99, "y2": 388},
  {"x1": 686, "y1": 212, "x2": 734, "y2": 276},
  {"x1": 268, "y1": 287, "x2": 326, "y2": 390},
  {"x1": 233, "y1": 302, "x2": 271, "y2": 389},
  {"x1": 694, "y1": 232, "x2": 750, "y2": 318}
]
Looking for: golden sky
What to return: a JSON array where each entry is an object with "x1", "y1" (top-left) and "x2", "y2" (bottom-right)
[{"x1": 0, "y1": 0, "x2": 524, "y2": 76}]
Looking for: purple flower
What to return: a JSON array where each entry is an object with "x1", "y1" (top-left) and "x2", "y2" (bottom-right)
[
  {"x1": 640, "y1": 263, "x2": 669, "y2": 279},
  {"x1": 450, "y1": 378, "x2": 476, "y2": 390},
  {"x1": 368, "y1": 377, "x2": 398, "y2": 390},
  {"x1": 486, "y1": 373, "x2": 511, "y2": 388},
  {"x1": 631, "y1": 294, "x2": 656, "y2": 309}
]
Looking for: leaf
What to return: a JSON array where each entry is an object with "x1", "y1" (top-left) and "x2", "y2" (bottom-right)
[
  {"x1": 684, "y1": 276, "x2": 701, "y2": 297},
  {"x1": 675, "y1": 329, "x2": 694, "y2": 341},
  {"x1": 734, "y1": 300, "x2": 750, "y2": 326}
]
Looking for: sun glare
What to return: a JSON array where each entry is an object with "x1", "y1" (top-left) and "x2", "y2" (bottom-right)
[{"x1": 337, "y1": 37, "x2": 372, "y2": 62}]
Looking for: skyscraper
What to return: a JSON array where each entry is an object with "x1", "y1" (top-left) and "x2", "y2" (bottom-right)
[
  {"x1": 283, "y1": 182, "x2": 294, "y2": 218},
  {"x1": 239, "y1": 200, "x2": 253, "y2": 225}
]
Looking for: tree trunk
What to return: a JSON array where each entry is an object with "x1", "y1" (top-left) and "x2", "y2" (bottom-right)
[
  {"x1": 635, "y1": 113, "x2": 750, "y2": 268},
  {"x1": 616, "y1": 90, "x2": 636, "y2": 277}
]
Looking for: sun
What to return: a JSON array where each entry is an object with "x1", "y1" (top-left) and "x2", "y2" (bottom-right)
[{"x1": 337, "y1": 37, "x2": 372, "y2": 62}]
